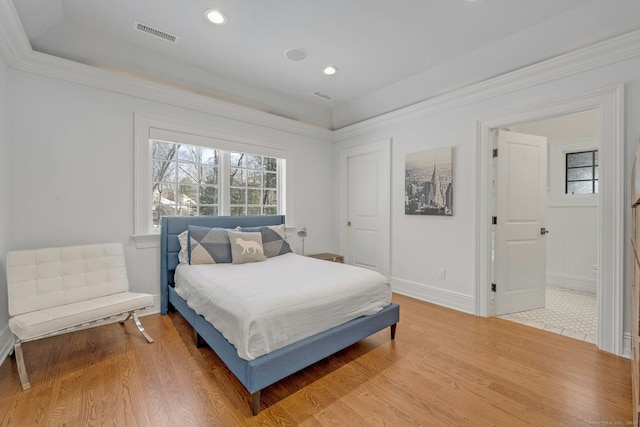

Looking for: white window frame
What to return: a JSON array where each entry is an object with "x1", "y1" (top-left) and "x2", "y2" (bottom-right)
[
  {"x1": 224, "y1": 152, "x2": 284, "y2": 216},
  {"x1": 133, "y1": 113, "x2": 290, "y2": 248},
  {"x1": 548, "y1": 138, "x2": 599, "y2": 207}
]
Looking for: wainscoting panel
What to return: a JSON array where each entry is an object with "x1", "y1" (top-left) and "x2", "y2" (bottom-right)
[{"x1": 546, "y1": 205, "x2": 598, "y2": 293}]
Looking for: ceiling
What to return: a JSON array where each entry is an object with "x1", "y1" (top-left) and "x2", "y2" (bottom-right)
[{"x1": 8, "y1": 0, "x2": 640, "y2": 129}]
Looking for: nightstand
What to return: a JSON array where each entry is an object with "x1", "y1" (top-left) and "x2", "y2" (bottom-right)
[{"x1": 308, "y1": 253, "x2": 344, "y2": 263}]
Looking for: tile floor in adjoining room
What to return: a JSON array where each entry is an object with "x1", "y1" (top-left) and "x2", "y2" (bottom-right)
[{"x1": 497, "y1": 286, "x2": 597, "y2": 343}]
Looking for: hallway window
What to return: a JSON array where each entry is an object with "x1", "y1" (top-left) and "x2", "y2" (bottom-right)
[{"x1": 566, "y1": 150, "x2": 598, "y2": 194}]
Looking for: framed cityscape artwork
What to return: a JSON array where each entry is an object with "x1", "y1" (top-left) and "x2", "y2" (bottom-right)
[{"x1": 405, "y1": 147, "x2": 453, "y2": 216}]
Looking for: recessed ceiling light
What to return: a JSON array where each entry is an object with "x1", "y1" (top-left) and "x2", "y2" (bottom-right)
[
  {"x1": 323, "y1": 65, "x2": 338, "y2": 76},
  {"x1": 204, "y1": 9, "x2": 227, "y2": 25}
]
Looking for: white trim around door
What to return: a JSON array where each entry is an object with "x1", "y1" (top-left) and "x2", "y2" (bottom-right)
[
  {"x1": 339, "y1": 139, "x2": 391, "y2": 278},
  {"x1": 475, "y1": 85, "x2": 625, "y2": 356}
]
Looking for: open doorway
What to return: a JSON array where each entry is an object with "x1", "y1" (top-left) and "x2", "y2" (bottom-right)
[
  {"x1": 475, "y1": 85, "x2": 624, "y2": 356},
  {"x1": 494, "y1": 111, "x2": 599, "y2": 343}
]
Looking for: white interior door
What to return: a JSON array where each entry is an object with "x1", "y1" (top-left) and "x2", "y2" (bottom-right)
[
  {"x1": 340, "y1": 140, "x2": 390, "y2": 277},
  {"x1": 495, "y1": 130, "x2": 548, "y2": 315}
]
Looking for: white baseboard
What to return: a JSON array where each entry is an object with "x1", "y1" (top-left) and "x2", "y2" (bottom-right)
[
  {"x1": 546, "y1": 273, "x2": 596, "y2": 293},
  {"x1": 391, "y1": 278, "x2": 475, "y2": 314},
  {"x1": 137, "y1": 294, "x2": 161, "y2": 317},
  {"x1": 0, "y1": 324, "x2": 14, "y2": 368},
  {"x1": 623, "y1": 332, "x2": 631, "y2": 359}
]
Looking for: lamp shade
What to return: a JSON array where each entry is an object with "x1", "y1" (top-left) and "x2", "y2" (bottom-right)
[{"x1": 297, "y1": 226, "x2": 307, "y2": 255}]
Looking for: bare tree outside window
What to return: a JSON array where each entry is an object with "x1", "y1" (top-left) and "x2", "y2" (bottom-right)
[
  {"x1": 151, "y1": 141, "x2": 280, "y2": 225},
  {"x1": 229, "y1": 152, "x2": 278, "y2": 216},
  {"x1": 152, "y1": 140, "x2": 219, "y2": 227}
]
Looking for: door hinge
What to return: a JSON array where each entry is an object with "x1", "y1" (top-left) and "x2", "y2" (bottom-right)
[
  {"x1": 491, "y1": 283, "x2": 496, "y2": 292},
  {"x1": 492, "y1": 148, "x2": 498, "y2": 158},
  {"x1": 492, "y1": 216, "x2": 497, "y2": 225}
]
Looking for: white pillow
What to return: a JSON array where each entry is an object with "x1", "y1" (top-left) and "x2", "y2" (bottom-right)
[{"x1": 177, "y1": 231, "x2": 189, "y2": 264}]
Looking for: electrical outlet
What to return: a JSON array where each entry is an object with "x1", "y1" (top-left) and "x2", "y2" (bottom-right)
[{"x1": 438, "y1": 268, "x2": 446, "y2": 280}]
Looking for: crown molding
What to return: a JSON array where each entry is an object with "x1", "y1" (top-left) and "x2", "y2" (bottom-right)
[
  {"x1": 3, "y1": 0, "x2": 639, "y2": 144},
  {"x1": 0, "y1": 0, "x2": 332, "y2": 142},
  {"x1": 333, "y1": 29, "x2": 640, "y2": 142}
]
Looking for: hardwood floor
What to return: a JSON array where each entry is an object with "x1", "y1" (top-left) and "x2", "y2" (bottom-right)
[{"x1": 0, "y1": 294, "x2": 631, "y2": 426}]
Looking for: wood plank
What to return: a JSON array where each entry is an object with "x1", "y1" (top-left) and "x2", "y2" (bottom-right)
[{"x1": 0, "y1": 294, "x2": 632, "y2": 426}]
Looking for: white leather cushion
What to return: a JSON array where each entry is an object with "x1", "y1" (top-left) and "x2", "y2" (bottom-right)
[
  {"x1": 8, "y1": 292, "x2": 153, "y2": 341},
  {"x1": 7, "y1": 243, "x2": 130, "y2": 316}
]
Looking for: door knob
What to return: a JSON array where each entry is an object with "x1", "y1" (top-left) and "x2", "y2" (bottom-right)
[{"x1": 540, "y1": 227, "x2": 549, "y2": 235}]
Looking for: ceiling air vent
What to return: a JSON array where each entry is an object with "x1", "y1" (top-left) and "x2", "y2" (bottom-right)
[
  {"x1": 134, "y1": 21, "x2": 178, "y2": 43},
  {"x1": 312, "y1": 91, "x2": 334, "y2": 101}
]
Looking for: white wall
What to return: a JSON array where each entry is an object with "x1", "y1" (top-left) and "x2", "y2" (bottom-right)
[
  {"x1": 4, "y1": 71, "x2": 336, "y2": 314},
  {"x1": 334, "y1": 55, "x2": 640, "y2": 320},
  {"x1": 0, "y1": 52, "x2": 11, "y2": 359},
  {"x1": 2, "y1": 30, "x2": 639, "y2": 360}
]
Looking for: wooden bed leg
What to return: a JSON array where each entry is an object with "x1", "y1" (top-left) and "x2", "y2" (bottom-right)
[
  {"x1": 390, "y1": 324, "x2": 397, "y2": 340},
  {"x1": 194, "y1": 330, "x2": 205, "y2": 348},
  {"x1": 250, "y1": 391, "x2": 261, "y2": 416}
]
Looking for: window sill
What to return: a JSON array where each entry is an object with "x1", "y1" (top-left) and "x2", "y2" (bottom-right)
[{"x1": 131, "y1": 233, "x2": 160, "y2": 249}]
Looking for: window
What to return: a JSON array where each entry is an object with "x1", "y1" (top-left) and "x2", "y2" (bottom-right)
[
  {"x1": 566, "y1": 150, "x2": 598, "y2": 194},
  {"x1": 134, "y1": 113, "x2": 291, "y2": 243},
  {"x1": 152, "y1": 141, "x2": 220, "y2": 226},
  {"x1": 229, "y1": 152, "x2": 278, "y2": 216},
  {"x1": 151, "y1": 140, "x2": 281, "y2": 227}
]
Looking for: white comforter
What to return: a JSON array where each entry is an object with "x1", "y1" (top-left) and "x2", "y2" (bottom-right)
[{"x1": 174, "y1": 253, "x2": 391, "y2": 361}]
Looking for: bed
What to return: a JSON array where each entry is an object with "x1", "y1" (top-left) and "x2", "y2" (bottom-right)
[{"x1": 160, "y1": 215, "x2": 400, "y2": 415}]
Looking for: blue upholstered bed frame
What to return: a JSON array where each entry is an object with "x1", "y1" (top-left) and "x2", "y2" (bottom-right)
[{"x1": 160, "y1": 215, "x2": 400, "y2": 415}]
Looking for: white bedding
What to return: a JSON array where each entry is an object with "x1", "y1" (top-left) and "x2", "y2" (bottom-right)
[{"x1": 174, "y1": 253, "x2": 391, "y2": 361}]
